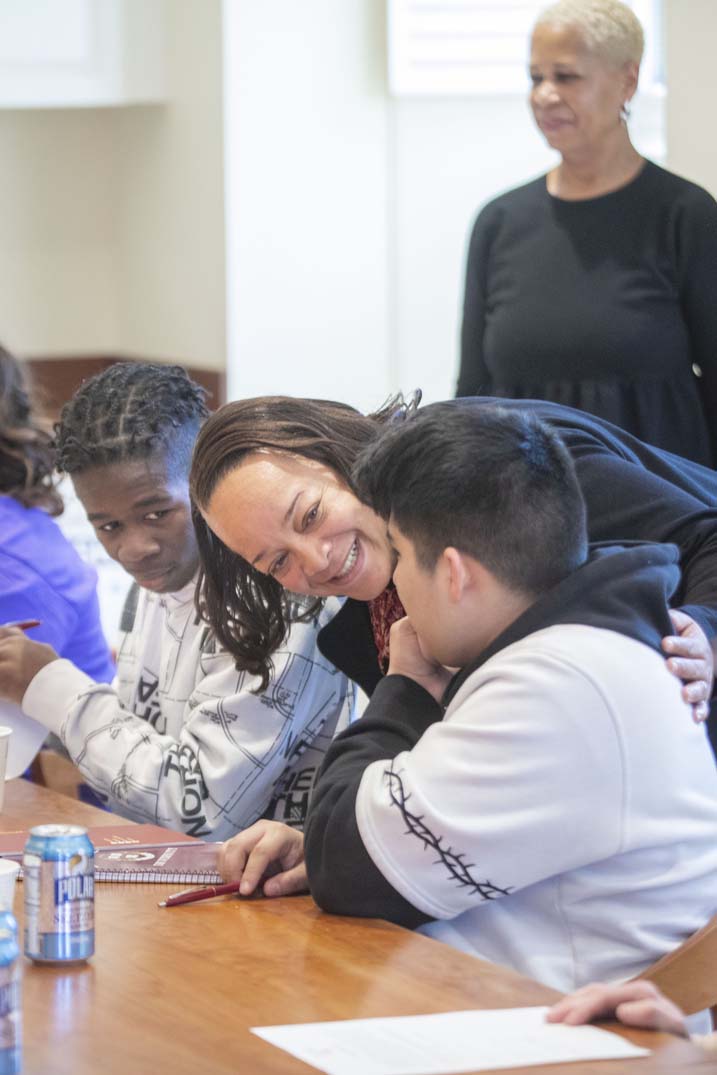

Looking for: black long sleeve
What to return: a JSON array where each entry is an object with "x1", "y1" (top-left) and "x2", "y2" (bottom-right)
[
  {"x1": 455, "y1": 163, "x2": 717, "y2": 467},
  {"x1": 305, "y1": 675, "x2": 442, "y2": 926},
  {"x1": 673, "y1": 186, "x2": 717, "y2": 465},
  {"x1": 457, "y1": 206, "x2": 496, "y2": 398}
]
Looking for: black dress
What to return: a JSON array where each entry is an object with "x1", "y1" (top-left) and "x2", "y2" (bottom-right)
[
  {"x1": 457, "y1": 162, "x2": 717, "y2": 467},
  {"x1": 317, "y1": 397, "x2": 717, "y2": 756}
]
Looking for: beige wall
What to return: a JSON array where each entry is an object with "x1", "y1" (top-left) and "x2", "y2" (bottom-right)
[
  {"x1": 665, "y1": 0, "x2": 717, "y2": 197},
  {"x1": 0, "y1": 109, "x2": 120, "y2": 355},
  {"x1": 114, "y1": 0, "x2": 226, "y2": 370},
  {"x1": 0, "y1": 0, "x2": 225, "y2": 371}
]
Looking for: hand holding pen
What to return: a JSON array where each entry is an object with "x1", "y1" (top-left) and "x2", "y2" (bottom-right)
[{"x1": 0, "y1": 620, "x2": 57, "y2": 706}]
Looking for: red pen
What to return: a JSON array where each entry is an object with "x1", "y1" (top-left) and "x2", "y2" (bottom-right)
[
  {"x1": 158, "y1": 882, "x2": 241, "y2": 908},
  {"x1": 1, "y1": 619, "x2": 41, "y2": 631}
]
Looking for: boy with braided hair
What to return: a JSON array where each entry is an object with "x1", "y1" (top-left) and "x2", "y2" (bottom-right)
[{"x1": 0, "y1": 362, "x2": 352, "y2": 838}]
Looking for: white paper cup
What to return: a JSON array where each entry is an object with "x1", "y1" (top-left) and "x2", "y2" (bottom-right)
[
  {"x1": 0, "y1": 860, "x2": 19, "y2": 912},
  {"x1": 0, "y1": 704, "x2": 47, "y2": 780},
  {"x1": 0, "y1": 727, "x2": 12, "y2": 813}
]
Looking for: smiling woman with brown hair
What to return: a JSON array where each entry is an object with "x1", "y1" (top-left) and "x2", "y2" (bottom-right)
[
  {"x1": 191, "y1": 391, "x2": 717, "y2": 768},
  {"x1": 457, "y1": 0, "x2": 717, "y2": 467}
]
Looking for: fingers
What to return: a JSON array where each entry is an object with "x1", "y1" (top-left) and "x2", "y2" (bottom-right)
[
  {"x1": 547, "y1": 980, "x2": 687, "y2": 1037},
  {"x1": 662, "y1": 614, "x2": 714, "y2": 723},
  {"x1": 668, "y1": 660, "x2": 711, "y2": 720},
  {"x1": 238, "y1": 842, "x2": 283, "y2": 896},
  {"x1": 667, "y1": 609, "x2": 693, "y2": 634},
  {"x1": 692, "y1": 700, "x2": 710, "y2": 723},
  {"x1": 219, "y1": 819, "x2": 276, "y2": 883},
  {"x1": 220, "y1": 836, "x2": 272, "y2": 896},
  {"x1": 218, "y1": 822, "x2": 305, "y2": 897},
  {"x1": 547, "y1": 986, "x2": 614, "y2": 1025},
  {"x1": 663, "y1": 635, "x2": 708, "y2": 662},
  {"x1": 547, "y1": 981, "x2": 662, "y2": 1025},
  {"x1": 218, "y1": 835, "x2": 251, "y2": 884},
  {"x1": 670, "y1": 664, "x2": 710, "y2": 698},
  {"x1": 263, "y1": 862, "x2": 309, "y2": 898},
  {"x1": 616, "y1": 998, "x2": 688, "y2": 1037}
]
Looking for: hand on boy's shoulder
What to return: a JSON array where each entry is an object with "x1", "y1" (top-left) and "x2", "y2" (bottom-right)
[
  {"x1": 0, "y1": 629, "x2": 59, "y2": 705},
  {"x1": 387, "y1": 617, "x2": 452, "y2": 704},
  {"x1": 661, "y1": 609, "x2": 714, "y2": 722}
]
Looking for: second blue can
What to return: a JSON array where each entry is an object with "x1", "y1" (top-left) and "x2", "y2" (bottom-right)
[
  {"x1": 23, "y1": 825, "x2": 94, "y2": 964},
  {"x1": 0, "y1": 920, "x2": 21, "y2": 1075}
]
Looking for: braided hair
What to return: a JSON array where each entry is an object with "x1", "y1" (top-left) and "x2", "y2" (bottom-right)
[
  {"x1": 55, "y1": 362, "x2": 209, "y2": 477},
  {"x1": 0, "y1": 344, "x2": 62, "y2": 515}
]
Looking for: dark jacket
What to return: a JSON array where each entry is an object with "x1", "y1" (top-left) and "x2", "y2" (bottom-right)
[{"x1": 317, "y1": 396, "x2": 717, "y2": 753}]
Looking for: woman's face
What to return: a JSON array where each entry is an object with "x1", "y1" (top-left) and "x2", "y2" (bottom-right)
[
  {"x1": 201, "y1": 452, "x2": 395, "y2": 601},
  {"x1": 529, "y1": 23, "x2": 637, "y2": 157}
]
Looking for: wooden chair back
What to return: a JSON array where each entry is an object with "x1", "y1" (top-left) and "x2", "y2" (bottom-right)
[{"x1": 639, "y1": 914, "x2": 717, "y2": 1017}]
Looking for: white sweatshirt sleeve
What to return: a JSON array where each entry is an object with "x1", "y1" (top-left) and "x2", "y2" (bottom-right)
[
  {"x1": 22, "y1": 607, "x2": 353, "y2": 840},
  {"x1": 355, "y1": 639, "x2": 628, "y2": 920}
]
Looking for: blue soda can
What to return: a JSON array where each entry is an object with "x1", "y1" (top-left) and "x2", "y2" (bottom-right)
[
  {"x1": 23, "y1": 825, "x2": 94, "y2": 963},
  {"x1": 0, "y1": 920, "x2": 21, "y2": 1075}
]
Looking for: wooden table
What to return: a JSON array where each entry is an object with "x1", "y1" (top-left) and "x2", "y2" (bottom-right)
[{"x1": 3, "y1": 780, "x2": 714, "y2": 1075}]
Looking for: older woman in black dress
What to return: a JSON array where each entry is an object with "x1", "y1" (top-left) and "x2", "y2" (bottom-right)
[{"x1": 457, "y1": 0, "x2": 717, "y2": 467}]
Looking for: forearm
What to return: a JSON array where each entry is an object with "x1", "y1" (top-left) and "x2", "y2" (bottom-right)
[
  {"x1": 23, "y1": 657, "x2": 352, "y2": 840},
  {"x1": 305, "y1": 675, "x2": 441, "y2": 925}
]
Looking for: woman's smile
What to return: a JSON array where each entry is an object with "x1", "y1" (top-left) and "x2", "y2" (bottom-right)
[{"x1": 202, "y1": 453, "x2": 394, "y2": 601}]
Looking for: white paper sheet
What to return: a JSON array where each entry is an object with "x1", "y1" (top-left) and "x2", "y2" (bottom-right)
[{"x1": 252, "y1": 1005, "x2": 650, "y2": 1075}]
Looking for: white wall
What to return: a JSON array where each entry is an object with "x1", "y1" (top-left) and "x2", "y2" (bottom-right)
[
  {"x1": 664, "y1": 0, "x2": 717, "y2": 197},
  {"x1": 223, "y1": 0, "x2": 391, "y2": 411},
  {"x1": 224, "y1": 1, "x2": 665, "y2": 410}
]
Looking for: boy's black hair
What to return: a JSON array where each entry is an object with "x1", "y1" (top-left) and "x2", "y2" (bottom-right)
[
  {"x1": 352, "y1": 403, "x2": 588, "y2": 596},
  {"x1": 55, "y1": 362, "x2": 209, "y2": 477}
]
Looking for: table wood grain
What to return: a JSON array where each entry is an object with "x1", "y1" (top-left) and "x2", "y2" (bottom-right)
[{"x1": 3, "y1": 780, "x2": 714, "y2": 1074}]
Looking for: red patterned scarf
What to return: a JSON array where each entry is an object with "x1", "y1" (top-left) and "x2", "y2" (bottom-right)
[{"x1": 367, "y1": 585, "x2": 406, "y2": 674}]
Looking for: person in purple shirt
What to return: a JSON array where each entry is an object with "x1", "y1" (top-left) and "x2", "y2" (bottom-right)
[{"x1": 0, "y1": 345, "x2": 114, "y2": 684}]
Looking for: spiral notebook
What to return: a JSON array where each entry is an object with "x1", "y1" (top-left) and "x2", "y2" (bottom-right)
[
  {"x1": 0, "y1": 821, "x2": 201, "y2": 858},
  {"x1": 94, "y1": 842, "x2": 222, "y2": 884},
  {"x1": 0, "y1": 823, "x2": 223, "y2": 884}
]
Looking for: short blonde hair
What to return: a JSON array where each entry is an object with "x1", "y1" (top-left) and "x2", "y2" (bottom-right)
[{"x1": 533, "y1": 0, "x2": 644, "y2": 67}]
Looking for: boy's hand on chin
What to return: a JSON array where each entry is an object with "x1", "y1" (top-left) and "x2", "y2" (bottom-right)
[{"x1": 387, "y1": 617, "x2": 452, "y2": 704}]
